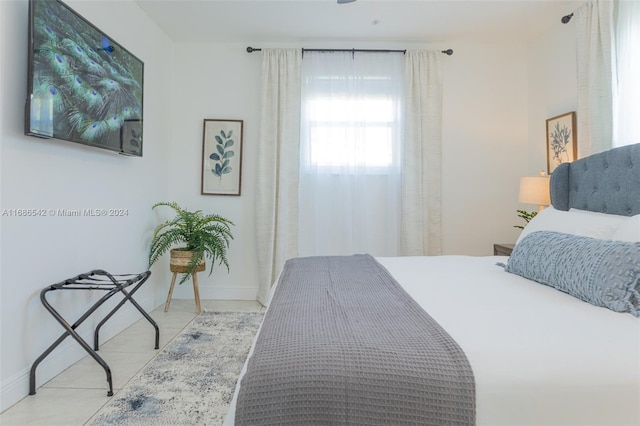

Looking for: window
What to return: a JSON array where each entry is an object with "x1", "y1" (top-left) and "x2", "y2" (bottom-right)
[
  {"x1": 305, "y1": 96, "x2": 398, "y2": 168},
  {"x1": 298, "y1": 52, "x2": 404, "y2": 257}
]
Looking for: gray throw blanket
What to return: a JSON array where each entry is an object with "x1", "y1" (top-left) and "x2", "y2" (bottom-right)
[{"x1": 235, "y1": 254, "x2": 475, "y2": 425}]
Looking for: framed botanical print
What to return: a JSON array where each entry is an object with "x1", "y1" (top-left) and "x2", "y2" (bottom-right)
[
  {"x1": 546, "y1": 112, "x2": 577, "y2": 174},
  {"x1": 201, "y1": 119, "x2": 243, "y2": 196}
]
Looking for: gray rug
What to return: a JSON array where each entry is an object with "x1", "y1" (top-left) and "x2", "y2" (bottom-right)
[{"x1": 90, "y1": 311, "x2": 263, "y2": 425}]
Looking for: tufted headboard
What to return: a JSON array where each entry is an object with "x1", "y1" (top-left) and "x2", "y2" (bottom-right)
[{"x1": 550, "y1": 143, "x2": 640, "y2": 216}]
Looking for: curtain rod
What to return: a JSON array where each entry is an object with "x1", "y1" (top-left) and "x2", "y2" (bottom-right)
[{"x1": 246, "y1": 46, "x2": 454, "y2": 56}]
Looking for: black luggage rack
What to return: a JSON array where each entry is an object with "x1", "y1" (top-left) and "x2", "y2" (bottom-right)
[{"x1": 29, "y1": 269, "x2": 159, "y2": 396}]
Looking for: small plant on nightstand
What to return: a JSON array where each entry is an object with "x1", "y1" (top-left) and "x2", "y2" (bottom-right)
[{"x1": 514, "y1": 209, "x2": 537, "y2": 230}]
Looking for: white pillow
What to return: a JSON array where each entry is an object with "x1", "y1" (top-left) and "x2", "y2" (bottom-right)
[
  {"x1": 516, "y1": 206, "x2": 628, "y2": 246},
  {"x1": 612, "y1": 214, "x2": 640, "y2": 242}
]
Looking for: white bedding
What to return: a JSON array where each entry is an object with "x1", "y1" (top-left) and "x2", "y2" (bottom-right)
[{"x1": 226, "y1": 255, "x2": 640, "y2": 426}]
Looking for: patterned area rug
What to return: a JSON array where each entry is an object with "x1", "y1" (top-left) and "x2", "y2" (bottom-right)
[{"x1": 90, "y1": 311, "x2": 263, "y2": 425}]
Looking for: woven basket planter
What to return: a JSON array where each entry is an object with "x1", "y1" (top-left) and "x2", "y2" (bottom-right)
[{"x1": 169, "y1": 249, "x2": 206, "y2": 274}]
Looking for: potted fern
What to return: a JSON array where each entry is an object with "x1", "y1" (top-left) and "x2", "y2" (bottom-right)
[{"x1": 149, "y1": 202, "x2": 234, "y2": 284}]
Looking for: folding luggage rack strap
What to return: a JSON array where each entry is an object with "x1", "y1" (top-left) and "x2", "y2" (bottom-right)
[{"x1": 29, "y1": 269, "x2": 159, "y2": 397}]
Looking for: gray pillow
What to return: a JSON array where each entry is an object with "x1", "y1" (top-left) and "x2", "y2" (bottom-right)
[{"x1": 505, "y1": 231, "x2": 640, "y2": 317}]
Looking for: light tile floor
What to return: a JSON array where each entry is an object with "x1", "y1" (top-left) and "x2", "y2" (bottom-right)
[{"x1": 0, "y1": 299, "x2": 263, "y2": 426}]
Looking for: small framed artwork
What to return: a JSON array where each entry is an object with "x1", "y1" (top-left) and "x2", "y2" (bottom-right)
[
  {"x1": 201, "y1": 119, "x2": 243, "y2": 196},
  {"x1": 546, "y1": 111, "x2": 577, "y2": 174}
]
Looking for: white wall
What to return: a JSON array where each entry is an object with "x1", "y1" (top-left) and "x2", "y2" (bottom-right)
[
  {"x1": 0, "y1": 0, "x2": 173, "y2": 411},
  {"x1": 441, "y1": 42, "x2": 529, "y2": 254},
  {"x1": 527, "y1": 22, "x2": 578, "y2": 173},
  {"x1": 442, "y1": 23, "x2": 578, "y2": 254},
  {"x1": 164, "y1": 43, "x2": 262, "y2": 301}
]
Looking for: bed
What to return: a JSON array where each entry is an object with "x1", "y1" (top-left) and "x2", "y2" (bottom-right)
[{"x1": 225, "y1": 144, "x2": 640, "y2": 426}]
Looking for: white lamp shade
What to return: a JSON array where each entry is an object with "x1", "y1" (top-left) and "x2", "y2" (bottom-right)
[{"x1": 519, "y1": 176, "x2": 550, "y2": 206}]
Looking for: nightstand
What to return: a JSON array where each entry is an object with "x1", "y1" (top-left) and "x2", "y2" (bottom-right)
[{"x1": 493, "y1": 243, "x2": 514, "y2": 256}]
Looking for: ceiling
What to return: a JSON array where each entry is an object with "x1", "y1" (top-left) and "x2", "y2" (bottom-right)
[{"x1": 134, "y1": 0, "x2": 578, "y2": 45}]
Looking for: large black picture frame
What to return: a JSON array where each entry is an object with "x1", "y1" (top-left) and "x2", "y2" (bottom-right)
[{"x1": 25, "y1": 0, "x2": 144, "y2": 156}]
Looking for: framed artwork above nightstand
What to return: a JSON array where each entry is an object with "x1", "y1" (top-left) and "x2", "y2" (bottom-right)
[{"x1": 493, "y1": 243, "x2": 514, "y2": 256}]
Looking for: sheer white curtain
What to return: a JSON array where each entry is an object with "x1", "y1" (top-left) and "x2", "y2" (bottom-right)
[
  {"x1": 401, "y1": 50, "x2": 443, "y2": 255},
  {"x1": 255, "y1": 49, "x2": 302, "y2": 305},
  {"x1": 613, "y1": 0, "x2": 640, "y2": 148},
  {"x1": 298, "y1": 52, "x2": 404, "y2": 257},
  {"x1": 575, "y1": 0, "x2": 614, "y2": 157}
]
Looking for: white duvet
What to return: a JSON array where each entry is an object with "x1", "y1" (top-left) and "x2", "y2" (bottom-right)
[{"x1": 226, "y1": 255, "x2": 640, "y2": 426}]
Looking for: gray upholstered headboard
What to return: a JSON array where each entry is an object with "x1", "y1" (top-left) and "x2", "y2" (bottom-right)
[{"x1": 550, "y1": 143, "x2": 640, "y2": 216}]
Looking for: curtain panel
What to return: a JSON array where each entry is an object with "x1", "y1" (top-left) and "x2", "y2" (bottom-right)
[
  {"x1": 254, "y1": 48, "x2": 444, "y2": 304},
  {"x1": 401, "y1": 50, "x2": 443, "y2": 255},
  {"x1": 255, "y1": 49, "x2": 302, "y2": 305},
  {"x1": 575, "y1": 0, "x2": 614, "y2": 157},
  {"x1": 612, "y1": 0, "x2": 640, "y2": 148}
]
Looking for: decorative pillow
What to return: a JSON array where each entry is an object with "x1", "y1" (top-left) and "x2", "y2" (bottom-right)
[
  {"x1": 506, "y1": 231, "x2": 640, "y2": 317},
  {"x1": 516, "y1": 206, "x2": 628, "y2": 246},
  {"x1": 612, "y1": 214, "x2": 640, "y2": 242}
]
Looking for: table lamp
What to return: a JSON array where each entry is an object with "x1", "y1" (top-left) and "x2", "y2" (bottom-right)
[{"x1": 519, "y1": 171, "x2": 551, "y2": 211}]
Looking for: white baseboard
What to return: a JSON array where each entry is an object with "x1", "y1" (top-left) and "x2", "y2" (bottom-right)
[
  {"x1": 168, "y1": 286, "x2": 258, "y2": 301},
  {"x1": 200, "y1": 286, "x2": 258, "y2": 300},
  {"x1": 1, "y1": 293, "x2": 157, "y2": 413}
]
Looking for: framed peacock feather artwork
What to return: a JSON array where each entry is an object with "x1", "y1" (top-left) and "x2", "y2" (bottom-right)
[
  {"x1": 25, "y1": 0, "x2": 144, "y2": 157},
  {"x1": 201, "y1": 119, "x2": 244, "y2": 196}
]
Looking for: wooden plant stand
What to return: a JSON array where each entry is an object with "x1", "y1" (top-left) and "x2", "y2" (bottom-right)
[{"x1": 165, "y1": 249, "x2": 205, "y2": 314}]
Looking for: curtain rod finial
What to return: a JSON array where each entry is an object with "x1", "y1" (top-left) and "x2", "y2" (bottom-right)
[
  {"x1": 561, "y1": 13, "x2": 573, "y2": 24},
  {"x1": 441, "y1": 49, "x2": 453, "y2": 56}
]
